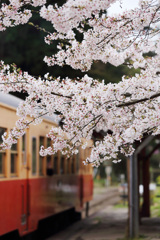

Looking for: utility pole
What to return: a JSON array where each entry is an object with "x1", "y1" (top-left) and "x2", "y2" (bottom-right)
[{"x1": 129, "y1": 153, "x2": 139, "y2": 239}]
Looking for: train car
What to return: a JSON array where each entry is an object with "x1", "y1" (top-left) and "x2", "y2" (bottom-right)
[{"x1": 0, "y1": 94, "x2": 93, "y2": 238}]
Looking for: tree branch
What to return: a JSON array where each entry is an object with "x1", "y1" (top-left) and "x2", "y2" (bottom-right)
[{"x1": 117, "y1": 92, "x2": 160, "y2": 108}]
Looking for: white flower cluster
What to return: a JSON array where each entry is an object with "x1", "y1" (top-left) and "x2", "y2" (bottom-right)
[
  {"x1": 41, "y1": 0, "x2": 160, "y2": 71},
  {"x1": 0, "y1": 0, "x2": 46, "y2": 30},
  {"x1": 0, "y1": 0, "x2": 160, "y2": 165}
]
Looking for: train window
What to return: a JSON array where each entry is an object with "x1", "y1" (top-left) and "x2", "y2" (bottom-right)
[
  {"x1": 0, "y1": 127, "x2": 6, "y2": 142},
  {"x1": 11, "y1": 153, "x2": 17, "y2": 174},
  {"x1": 71, "y1": 156, "x2": 76, "y2": 174},
  {"x1": 76, "y1": 149, "x2": 80, "y2": 173},
  {"x1": 83, "y1": 149, "x2": 86, "y2": 173},
  {"x1": 47, "y1": 138, "x2": 51, "y2": 147},
  {"x1": 60, "y1": 155, "x2": 65, "y2": 174},
  {"x1": 39, "y1": 156, "x2": 43, "y2": 176},
  {"x1": 10, "y1": 142, "x2": 18, "y2": 176},
  {"x1": 32, "y1": 137, "x2": 37, "y2": 175},
  {"x1": 22, "y1": 134, "x2": 25, "y2": 151},
  {"x1": 11, "y1": 143, "x2": 17, "y2": 151},
  {"x1": 22, "y1": 134, "x2": 26, "y2": 165},
  {"x1": 66, "y1": 158, "x2": 70, "y2": 174},
  {"x1": 86, "y1": 148, "x2": 90, "y2": 173},
  {"x1": 0, "y1": 127, "x2": 7, "y2": 177},
  {"x1": 39, "y1": 136, "x2": 45, "y2": 176},
  {"x1": 46, "y1": 155, "x2": 54, "y2": 176},
  {"x1": 53, "y1": 154, "x2": 58, "y2": 174},
  {"x1": 0, "y1": 152, "x2": 5, "y2": 176}
]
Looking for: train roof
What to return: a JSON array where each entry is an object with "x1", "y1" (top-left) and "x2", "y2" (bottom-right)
[
  {"x1": 0, "y1": 93, "x2": 59, "y2": 124},
  {"x1": 0, "y1": 93, "x2": 23, "y2": 108}
]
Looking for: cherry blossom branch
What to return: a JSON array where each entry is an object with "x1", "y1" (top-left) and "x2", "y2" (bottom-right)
[{"x1": 117, "y1": 92, "x2": 160, "y2": 108}]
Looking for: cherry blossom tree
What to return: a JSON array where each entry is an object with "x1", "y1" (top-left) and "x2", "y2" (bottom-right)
[{"x1": 0, "y1": 0, "x2": 160, "y2": 166}]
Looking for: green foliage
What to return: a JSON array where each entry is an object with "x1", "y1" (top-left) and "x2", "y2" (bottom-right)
[
  {"x1": 0, "y1": 12, "x2": 56, "y2": 76},
  {"x1": 88, "y1": 61, "x2": 140, "y2": 84},
  {"x1": 94, "y1": 178, "x2": 106, "y2": 187},
  {"x1": 151, "y1": 186, "x2": 160, "y2": 217},
  {"x1": 156, "y1": 175, "x2": 160, "y2": 185},
  {"x1": 111, "y1": 154, "x2": 127, "y2": 183},
  {"x1": 0, "y1": 5, "x2": 139, "y2": 85},
  {"x1": 114, "y1": 203, "x2": 128, "y2": 209}
]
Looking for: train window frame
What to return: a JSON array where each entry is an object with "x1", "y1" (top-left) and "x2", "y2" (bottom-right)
[
  {"x1": 32, "y1": 137, "x2": 37, "y2": 175},
  {"x1": 0, "y1": 127, "x2": 7, "y2": 177}
]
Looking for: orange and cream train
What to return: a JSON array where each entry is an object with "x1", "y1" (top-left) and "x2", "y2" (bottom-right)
[{"x1": 0, "y1": 94, "x2": 93, "y2": 238}]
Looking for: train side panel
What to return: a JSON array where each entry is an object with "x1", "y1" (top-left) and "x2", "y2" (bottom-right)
[
  {"x1": 80, "y1": 174, "x2": 93, "y2": 204},
  {"x1": 27, "y1": 175, "x2": 79, "y2": 234},
  {"x1": 0, "y1": 176, "x2": 80, "y2": 236},
  {"x1": 0, "y1": 179, "x2": 28, "y2": 236}
]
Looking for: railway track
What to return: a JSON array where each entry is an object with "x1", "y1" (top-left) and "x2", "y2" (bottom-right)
[{"x1": 82, "y1": 187, "x2": 121, "y2": 218}]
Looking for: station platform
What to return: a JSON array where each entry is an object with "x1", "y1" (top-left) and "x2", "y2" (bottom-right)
[{"x1": 47, "y1": 186, "x2": 160, "y2": 240}]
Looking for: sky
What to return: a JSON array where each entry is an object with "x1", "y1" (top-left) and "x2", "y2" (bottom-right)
[{"x1": 108, "y1": 0, "x2": 139, "y2": 15}]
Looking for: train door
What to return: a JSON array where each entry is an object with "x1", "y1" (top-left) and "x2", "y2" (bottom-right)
[{"x1": 20, "y1": 133, "x2": 29, "y2": 234}]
